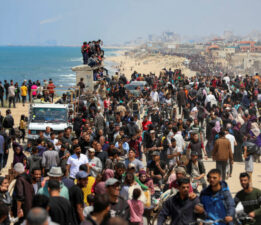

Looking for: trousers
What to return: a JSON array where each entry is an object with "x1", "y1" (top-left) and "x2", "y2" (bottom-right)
[{"x1": 216, "y1": 161, "x2": 227, "y2": 180}]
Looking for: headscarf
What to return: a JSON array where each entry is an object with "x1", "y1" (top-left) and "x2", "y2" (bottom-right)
[
  {"x1": 139, "y1": 170, "x2": 151, "y2": 183},
  {"x1": 251, "y1": 122, "x2": 260, "y2": 137},
  {"x1": 102, "y1": 169, "x2": 114, "y2": 181},
  {"x1": 94, "y1": 182, "x2": 106, "y2": 194},
  {"x1": 214, "y1": 120, "x2": 221, "y2": 133},
  {"x1": 13, "y1": 144, "x2": 26, "y2": 166},
  {"x1": 167, "y1": 173, "x2": 176, "y2": 185},
  {"x1": 233, "y1": 122, "x2": 241, "y2": 132}
]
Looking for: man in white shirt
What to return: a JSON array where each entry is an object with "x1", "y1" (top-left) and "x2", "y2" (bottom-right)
[
  {"x1": 150, "y1": 89, "x2": 159, "y2": 103},
  {"x1": 173, "y1": 126, "x2": 185, "y2": 152},
  {"x1": 225, "y1": 128, "x2": 237, "y2": 177},
  {"x1": 66, "y1": 144, "x2": 88, "y2": 179},
  {"x1": 223, "y1": 74, "x2": 230, "y2": 85},
  {"x1": 167, "y1": 138, "x2": 182, "y2": 166},
  {"x1": 204, "y1": 91, "x2": 217, "y2": 109}
]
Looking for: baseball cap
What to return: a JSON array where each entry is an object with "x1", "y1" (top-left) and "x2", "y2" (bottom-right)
[
  {"x1": 175, "y1": 167, "x2": 186, "y2": 175},
  {"x1": 105, "y1": 178, "x2": 120, "y2": 187},
  {"x1": 128, "y1": 163, "x2": 136, "y2": 169},
  {"x1": 88, "y1": 148, "x2": 95, "y2": 153},
  {"x1": 76, "y1": 171, "x2": 89, "y2": 179}
]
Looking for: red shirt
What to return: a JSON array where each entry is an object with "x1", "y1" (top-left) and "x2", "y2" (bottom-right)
[
  {"x1": 47, "y1": 83, "x2": 56, "y2": 94},
  {"x1": 104, "y1": 99, "x2": 110, "y2": 109},
  {"x1": 142, "y1": 120, "x2": 152, "y2": 131}
]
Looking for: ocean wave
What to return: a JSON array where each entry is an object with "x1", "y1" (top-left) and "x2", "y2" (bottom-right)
[
  {"x1": 59, "y1": 74, "x2": 75, "y2": 78},
  {"x1": 69, "y1": 58, "x2": 82, "y2": 62}
]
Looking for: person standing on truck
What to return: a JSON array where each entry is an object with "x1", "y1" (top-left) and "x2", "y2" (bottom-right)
[{"x1": 47, "y1": 79, "x2": 56, "y2": 103}]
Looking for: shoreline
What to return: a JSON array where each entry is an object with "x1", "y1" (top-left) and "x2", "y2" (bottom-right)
[{"x1": 105, "y1": 50, "x2": 196, "y2": 79}]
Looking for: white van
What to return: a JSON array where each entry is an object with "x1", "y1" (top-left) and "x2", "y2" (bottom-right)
[{"x1": 28, "y1": 104, "x2": 70, "y2": 140}]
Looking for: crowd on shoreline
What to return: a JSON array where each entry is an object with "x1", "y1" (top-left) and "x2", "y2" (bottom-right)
[
  {"x1": 1, "y1": 68, "x2": 261, "y2": 225},
  {"x1": 0, "y1": 79, "x2": 56, "y2": 107}
]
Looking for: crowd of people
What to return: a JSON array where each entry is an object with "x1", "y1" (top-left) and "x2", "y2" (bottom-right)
[
  {"x1": 0, "y1": 79, "x2": 57, "y2": 107},
  {"x1": 81, "y1": 40, "x2": 104, "y2": 67},
  {"x1": 1, "y1": 67, "x2": 261, "y2": 225}
]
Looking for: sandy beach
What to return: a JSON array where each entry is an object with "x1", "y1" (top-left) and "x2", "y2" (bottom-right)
[{"x1": 106, "y1": 50, "x2": 196, "y2": 79}]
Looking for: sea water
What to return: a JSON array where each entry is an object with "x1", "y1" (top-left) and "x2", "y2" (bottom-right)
[{"x1": 0, "y1": 46, "x2": 120, "y2": 88}]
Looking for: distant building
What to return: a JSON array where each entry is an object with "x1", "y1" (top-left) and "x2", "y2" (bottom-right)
[
  {"x1": 238, "y1": 41, "x2": 261, "y2": 52},
  {"x1": 224, "y1": 47, "x2": 237, "y2": 54}
]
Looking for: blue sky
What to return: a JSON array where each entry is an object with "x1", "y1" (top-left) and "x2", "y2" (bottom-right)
[{"x1": 0, "y1": 0, "x2": 260, "y2": 45}]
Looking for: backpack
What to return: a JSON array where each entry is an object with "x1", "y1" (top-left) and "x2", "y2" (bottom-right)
[
  {"x1": 3, "y1": 116, "x2": 13, "y2": 128},
  {"x1": 243, "y1": 141, "x2": 259, "y2": 155},
  {"x1": 197, "y1": 88, "x2": 205, "y2": 102}
]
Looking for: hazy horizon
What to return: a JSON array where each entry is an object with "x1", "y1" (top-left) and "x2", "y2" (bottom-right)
[{"x1": 1, "y1": 0, "x2": 261, "y2": 46}]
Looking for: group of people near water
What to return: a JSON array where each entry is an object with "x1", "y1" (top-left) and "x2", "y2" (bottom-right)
[
  {"x1": 0, "y1": 79, "x2": 56, "y2": 108},
  {"x1": 1, "y1": 66, "x2": 261, "y2": 225}
]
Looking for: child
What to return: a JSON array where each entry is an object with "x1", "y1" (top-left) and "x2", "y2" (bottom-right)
[
  {"x1": 127, "y1": 188, "x2": 144, "y2": 225},
  {"x1": 83, "y1": 194, "x2": 95, "y2": 218},
  {"x1": 19, "y1": 115, "x2": 26, "y2": 143}
]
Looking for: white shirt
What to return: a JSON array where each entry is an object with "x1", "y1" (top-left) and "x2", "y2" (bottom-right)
[
  {"x1": 225, "y1": 134, "x2": 236, "y2": 154},
  {"x1": 174, "y1": 132, "x2": 185, "y2": 151},
  {"x1": 67, "y1": 153, "x2": 88, "y2": 178},
  {"x1": 223, "y1": 76, "x2": 230, "y2": 84},
  {"x1": 167, "y1": 146, "x2": 182, "y2": 166},
  {"x1": 205, "y1": 94, "x2": 217, "y2": 106},
  {"x1": 150, "y1": 91, "x2": 159, "y2": 102}
]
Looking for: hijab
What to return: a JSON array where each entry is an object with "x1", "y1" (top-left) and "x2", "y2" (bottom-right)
[
  {"x1": 251, "y1": 122, "x2": 260, "y2": 137},
  {"x1": 214, "y1": 120, "x2": 221, "y2": 133}
]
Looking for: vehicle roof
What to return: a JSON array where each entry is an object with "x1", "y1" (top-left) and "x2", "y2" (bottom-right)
[
  {"x1": 126, "y1": 81, "x2": 147, "y2": 86},
  {"x1": 31, "y1": 104, "x2": 68, "y2": 108}
]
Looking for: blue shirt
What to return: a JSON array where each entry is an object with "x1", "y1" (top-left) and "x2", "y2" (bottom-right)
[{"x1": 115, "y1": 142, "x2": 129, "y2": 153}]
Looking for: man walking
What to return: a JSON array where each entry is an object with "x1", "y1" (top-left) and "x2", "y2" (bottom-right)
[
  {"x1": 42, "y1": 142, "x2": 60, "y2": 176},
  {"x1": 200, "y1": 169, "x2": 235, "y2": 225},
  {"x1": 158, "y1": 178, "x2": 203, "y2": 225},
  {"x1": 212, "y1": 129, "x2": 233, "y2": 180},
  {"x1": 235, "y1": 172, "x2": 261, "y2": 225},
  {"x1": 8, "y1": 80, "x2": 16, "y2": 108}
]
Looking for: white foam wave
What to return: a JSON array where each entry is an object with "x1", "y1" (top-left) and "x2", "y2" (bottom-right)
[
  {"x1": 59, "y1": 74, "x2": 75, "y2": 78},
  {"x1": 69, "y1": 58, "x2": 82, "y2": 62}
]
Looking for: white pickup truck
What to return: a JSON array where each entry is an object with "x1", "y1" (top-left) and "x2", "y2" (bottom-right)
[{"x1": 27, "y1": 103, "x2": 70, "y2": 140}]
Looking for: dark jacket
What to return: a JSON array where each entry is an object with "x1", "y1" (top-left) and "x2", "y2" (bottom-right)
[
  {"x1": 109, "y1": 196, "x2": 130, "y2": 222},
  {"x1": 157, "y1": 193, "x2": 200, "y2": 225},
  {"x1": 27, "y1": 154, "x2": 42, "y2": 172},
  {"x1": 12, "y1": 173, "x2": 35, "y2": 218},
  {"x1": 200, "y1": 181, "x2": 235, "y2": 225},
  {"x1": 186, "y1": 160, "x2": 205, "y2": 176},
  {"x1": 177, "y1": 90, "x2": 187, "y2": 106}
]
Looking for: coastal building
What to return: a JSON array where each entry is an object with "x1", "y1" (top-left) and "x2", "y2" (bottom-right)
[
  {"x1": 224, "y1": 47, "x2": 237, "y2": 54},
  {"x1": 238, "y1": 41, "x2": 261, "y2": 53}
]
